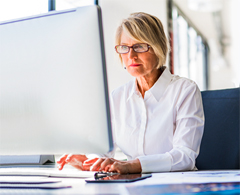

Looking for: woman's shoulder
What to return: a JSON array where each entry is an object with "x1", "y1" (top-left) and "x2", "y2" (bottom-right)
[
  {"x1": 168, "y1": 75, "x2": 202, "y2": 104},
  {"x1": 171, "y1": 74, "x2": 199, "y2": 90},
  {"x1": 161, "y1": 67, "x2": 199, "y2": 92}
]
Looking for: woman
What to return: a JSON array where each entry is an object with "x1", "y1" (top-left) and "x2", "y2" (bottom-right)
[{"x1": 57, "y1": 12, "x2": 204, "y2": 174}]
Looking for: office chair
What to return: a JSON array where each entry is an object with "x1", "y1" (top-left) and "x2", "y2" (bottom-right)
[{"x1": 196, "y1": 87, "x2": 240, "y2": 170}]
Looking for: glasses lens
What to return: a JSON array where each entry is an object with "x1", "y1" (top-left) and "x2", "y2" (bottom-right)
[
  {"x1": 133, "y1": 44, "x2": 149, "y2": 53},
  {"x1": 116, "y1": 45, "x2": 129, "y2": 54}
]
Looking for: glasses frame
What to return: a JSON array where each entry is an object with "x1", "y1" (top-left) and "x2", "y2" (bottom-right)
[{"x1": 115, "y1": 43, "x2": 151, "y2": 54}]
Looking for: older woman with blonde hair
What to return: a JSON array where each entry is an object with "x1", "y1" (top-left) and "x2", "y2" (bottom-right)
[{"x1": 57, "y1": 12, "x2": 204, "y2": 174}]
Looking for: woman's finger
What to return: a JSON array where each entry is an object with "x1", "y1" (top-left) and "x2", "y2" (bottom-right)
[
  {"x1": 65, "y1": 154, "x2": 74, "y2": 163},
  {"x1": 82, "y1": 158, "x2": 99, "y2": 171},
  {"x1": 56, "y1": 154, "x2": 68, "y2": 164},
  {"x1": 100, "y1": 158, "x2": 114, "y2": 171},
  {"x1": 58, "y1": 160, "x2": 66, "y2": 170},
  {"x1": 83, "y1": 158, "x2": 99, "y2": 164},
  {"x1": 109, "y1": 162, "x2": 128, "y2": 174},
  {"x1": 103, "y1": 164, "x2": 112, "y2": 172},
  {"x1": 90, "y1": 158, "x2": 107, "y2": 171},
  {"x1": 57, "y1": 154, "x2": 69, "y2": 170}
]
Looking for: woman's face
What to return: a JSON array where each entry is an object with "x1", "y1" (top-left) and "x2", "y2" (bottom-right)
[{"x1": 120, "y1": 32, "x2": 159, "y2": 79}]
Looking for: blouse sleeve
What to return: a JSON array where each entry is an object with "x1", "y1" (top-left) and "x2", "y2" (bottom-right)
[{"x1": 137, "y1": 83, "x2": 204, "y2": 172}]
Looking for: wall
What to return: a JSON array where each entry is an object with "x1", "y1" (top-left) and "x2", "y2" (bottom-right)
[{"x1": 99, "y1": 0, "x2": 168, "y2": 92}]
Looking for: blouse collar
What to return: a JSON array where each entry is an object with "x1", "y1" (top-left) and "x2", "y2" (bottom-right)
[{"x1": 127, "y1": 67, "x2": 173, "y2": 102}]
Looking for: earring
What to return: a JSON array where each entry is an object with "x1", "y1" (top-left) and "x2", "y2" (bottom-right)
[{"x1": 124, "y1": 67, "x2": 126, "y2": 69}]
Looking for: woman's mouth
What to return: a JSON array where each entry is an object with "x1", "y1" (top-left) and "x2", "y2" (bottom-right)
[{"x1": 129, "y1": 63, "x2": 141, "y2": 67}]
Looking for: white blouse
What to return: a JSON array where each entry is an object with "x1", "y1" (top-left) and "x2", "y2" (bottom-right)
[{"x1": 109, "y1": 67, "x2": 204, "y2": 173}]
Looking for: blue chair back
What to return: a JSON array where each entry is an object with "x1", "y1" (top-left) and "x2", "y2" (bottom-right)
[{"x1": 196, "y1": 88, "x2": 240, "y2": 170}]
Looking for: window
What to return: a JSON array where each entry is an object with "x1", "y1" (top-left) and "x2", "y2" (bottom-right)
[{"x1": 169, "y1": 3, "x2": 209, "y2": 90}]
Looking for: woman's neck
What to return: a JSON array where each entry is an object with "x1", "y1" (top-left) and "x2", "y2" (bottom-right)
[{"x1": 136, "y1": 67, "x2": 164, "y2": 98}]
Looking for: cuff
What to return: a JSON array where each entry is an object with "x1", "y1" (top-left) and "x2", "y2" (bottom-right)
[{"x1": 137, "y1": 152, "x2": 172, "y2": 173}]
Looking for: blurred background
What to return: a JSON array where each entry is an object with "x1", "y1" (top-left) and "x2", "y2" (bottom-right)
[{"x1": 0, "y1": 0, "x2": 239, "y2": 92}]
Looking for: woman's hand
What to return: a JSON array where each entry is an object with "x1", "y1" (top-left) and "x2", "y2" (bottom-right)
[
  {"x1": 57, "y1": 154, "x2": 89, "y2": 170},
  {"x1": 84, "y1": 157, "x2": 142, "y2": 174}
]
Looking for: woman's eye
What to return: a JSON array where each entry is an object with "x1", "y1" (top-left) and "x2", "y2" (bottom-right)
[
  {"x1": 133, "y1": 45, "x2": 139, "y2": 49},
  {"x1": 121, "y1": 46, "x2": 128, "y2": 50},
  {"x1": 134, "y1": 44, "x2": 143, "y2": 49}
]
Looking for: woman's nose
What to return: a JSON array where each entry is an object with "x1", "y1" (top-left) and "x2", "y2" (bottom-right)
[{"x1": 128, "y1": 48, "x2": 138, "y2": 59}]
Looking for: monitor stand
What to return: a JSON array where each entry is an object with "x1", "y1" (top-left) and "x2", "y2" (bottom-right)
[{"x1": 0, "y1": 155, "x2": 55, "y2": 166}]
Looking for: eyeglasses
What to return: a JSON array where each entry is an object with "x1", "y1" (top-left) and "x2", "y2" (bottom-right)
[{"x1": 115, "y1": 43, "x2": 151, "y2": 54}]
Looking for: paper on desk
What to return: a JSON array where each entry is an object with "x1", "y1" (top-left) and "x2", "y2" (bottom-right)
[
  {"x1": 126, "y1": 170, "x2": 240, "y2": 186},
  {"x1": 0, "y1": 183, "x2": 71, "y2": 189},
  {"x1": 0, "y1": 167, "x2": 96, "y2": 178},
  {"x1": 0, "y1": 176, "x2": 61, "y2": 184}
]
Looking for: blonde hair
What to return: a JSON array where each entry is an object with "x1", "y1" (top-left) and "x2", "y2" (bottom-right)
[{"x1": 115, "y1": 12, "x2": 170, "y2": 69}]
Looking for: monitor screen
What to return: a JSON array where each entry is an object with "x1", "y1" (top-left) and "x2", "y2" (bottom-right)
[{"x1": 0, "y1": 5, "x2": 113, "y2": 155}]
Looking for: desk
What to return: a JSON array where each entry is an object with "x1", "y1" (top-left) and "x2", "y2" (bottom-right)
[{"x1": 0, "y1": 166, "x2": 239, "y2": 195}]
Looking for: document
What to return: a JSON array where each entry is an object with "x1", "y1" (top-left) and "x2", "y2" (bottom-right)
[
  {"x1": 0, "y1": 183, "x2": 71, "y2": 189},
  {"x1": 0, "y1": 176, "x2": 71, "y2": 189},
  {"x1": 0, "y1": 167, "x2": 96, "y2": 178},
  {"x1": 0, "y1": 176, "x2": 61, "y2": 184}
]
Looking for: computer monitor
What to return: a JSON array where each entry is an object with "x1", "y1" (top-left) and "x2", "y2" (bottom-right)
[{"x1": 0, "y1": 5, "x2": 113, "y2": 155}]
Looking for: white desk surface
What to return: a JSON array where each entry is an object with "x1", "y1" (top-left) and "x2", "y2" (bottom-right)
[{"x1": 0, "y1": 165, "x2": 239, "y2": 195}]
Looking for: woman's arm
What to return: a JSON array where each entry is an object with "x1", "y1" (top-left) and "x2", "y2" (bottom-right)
[{"x1": 137, "y1": 83, "x2": 204, "y2": 172}]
